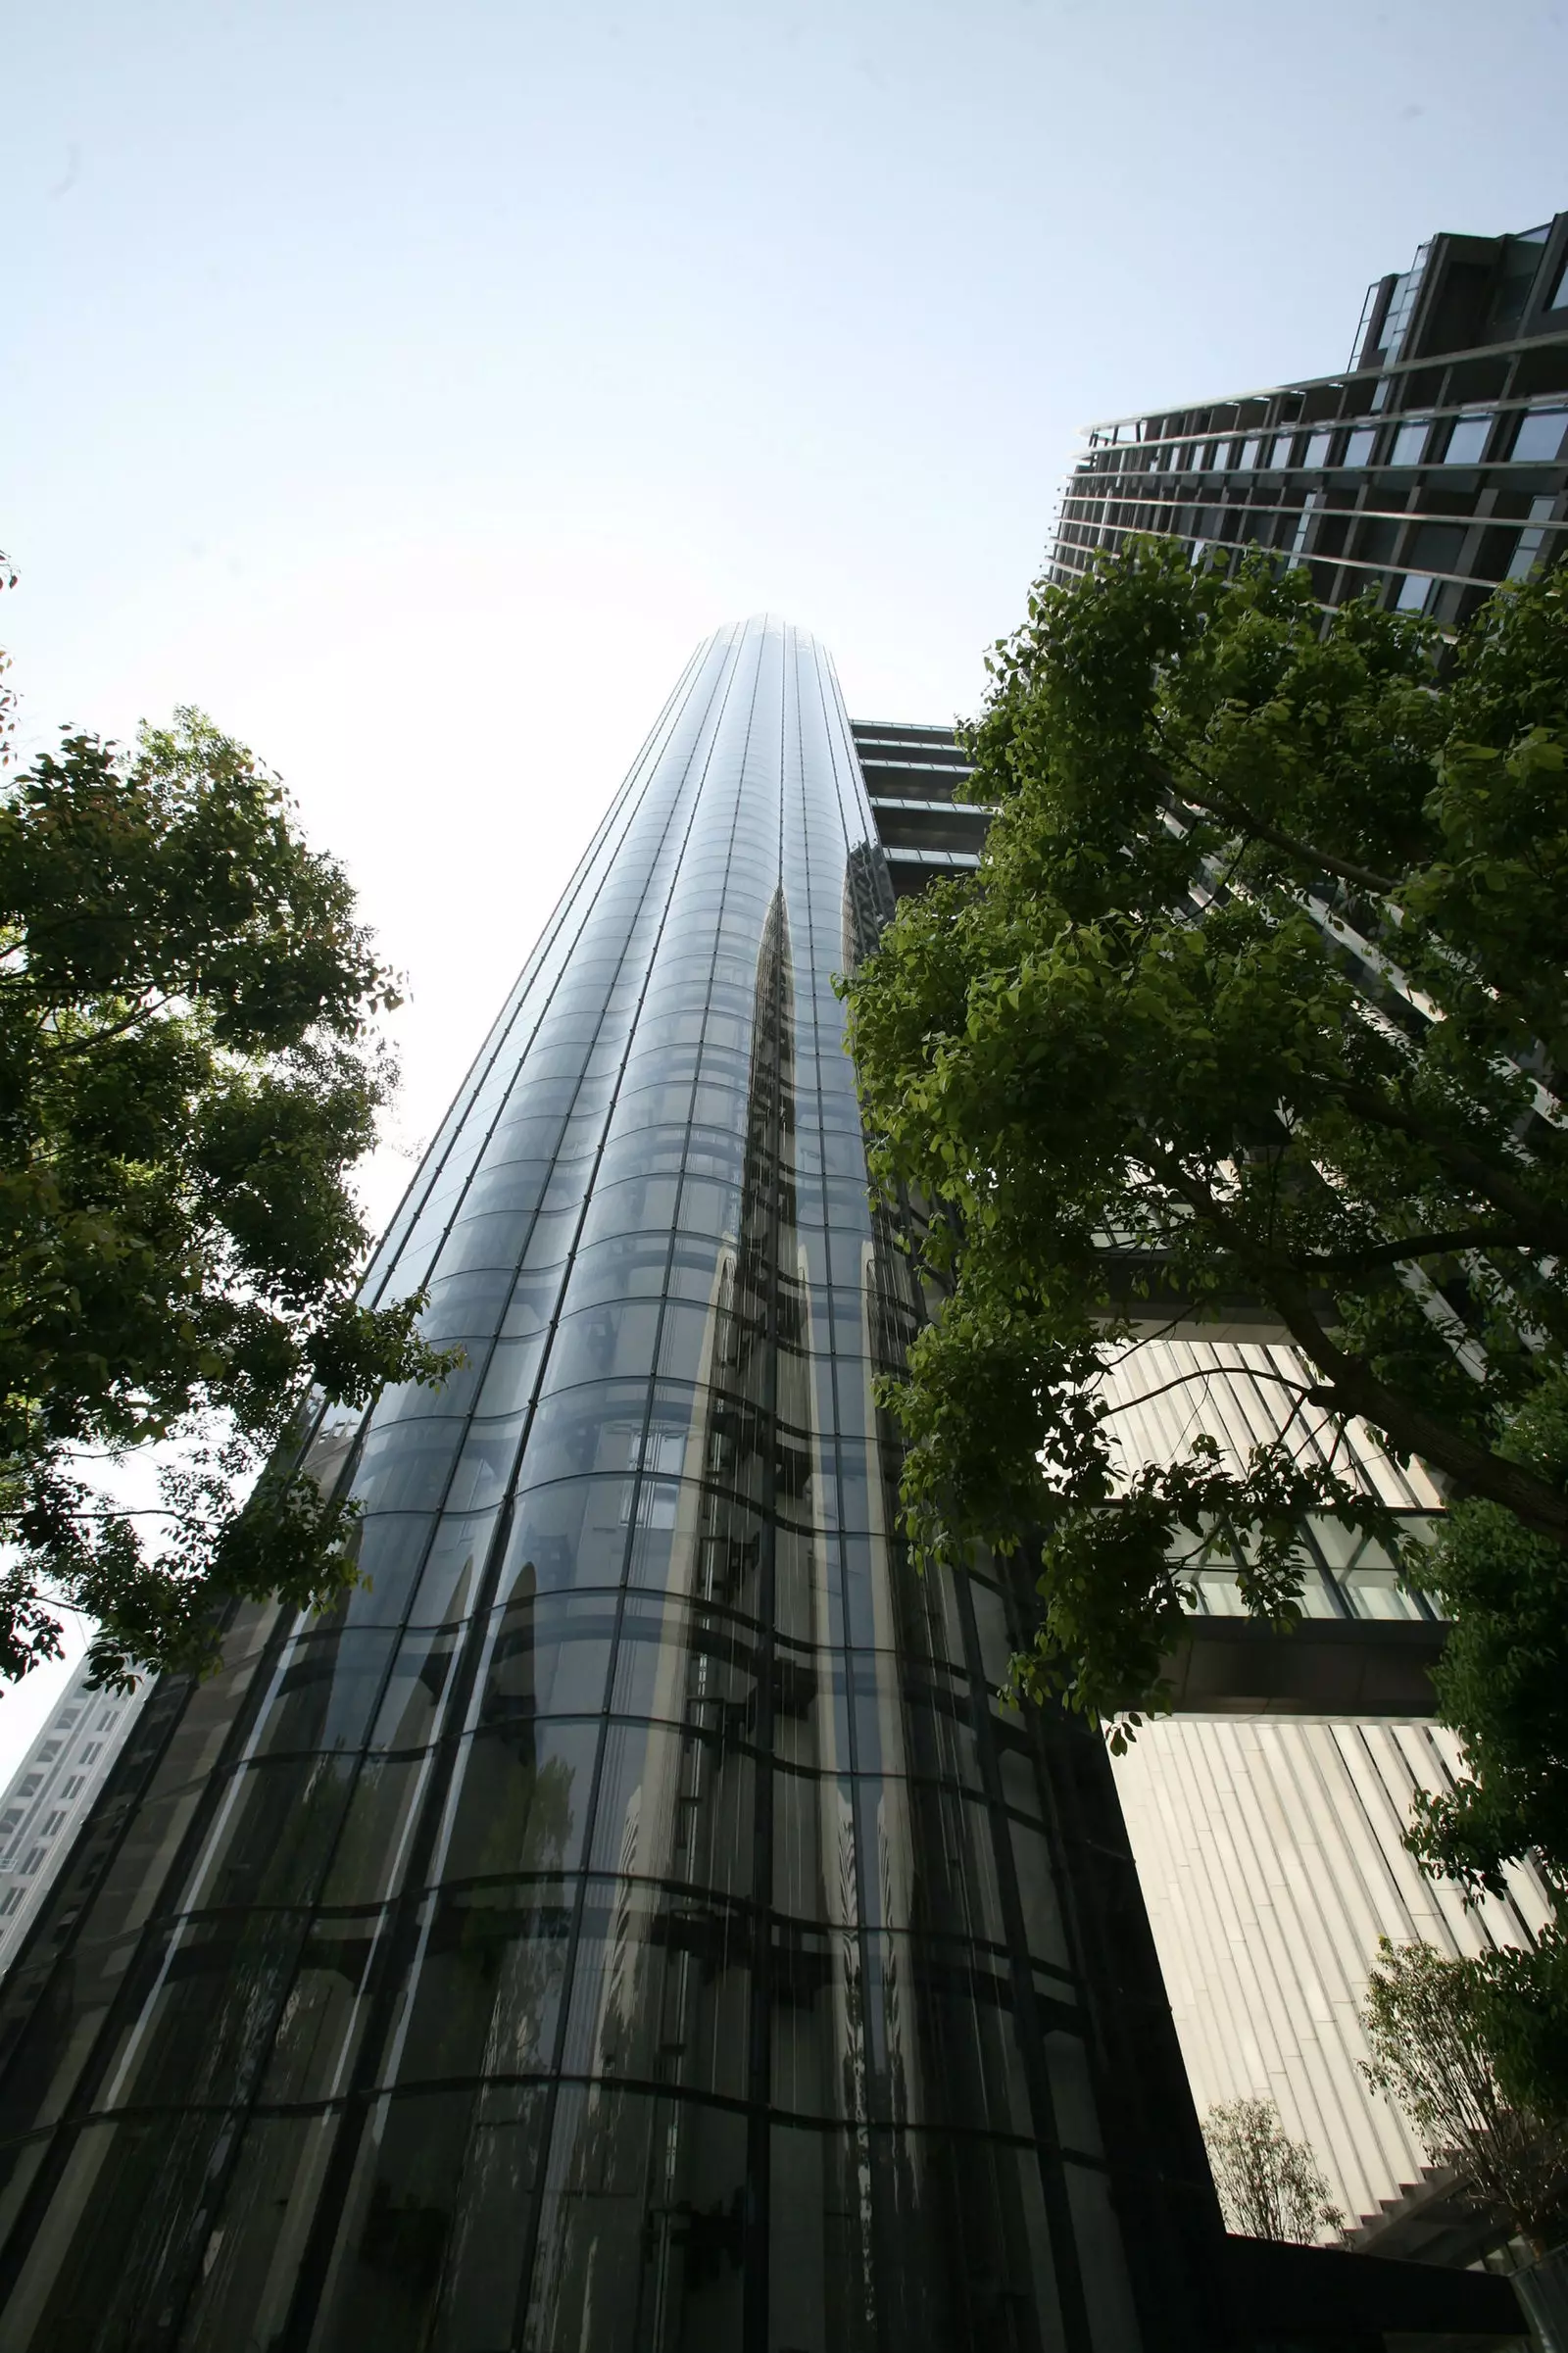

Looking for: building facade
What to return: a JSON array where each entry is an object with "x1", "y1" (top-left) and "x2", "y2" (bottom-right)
[
  {"x1": 0, "y1": 618, "x2": 1232, "y2": 2352},
  {"x1": 0, "y1": 1661, "x2": 147, "y2": 1979},
  {"x1": 1052, "y1": 211, "x2": 1568, "y2": 623}
]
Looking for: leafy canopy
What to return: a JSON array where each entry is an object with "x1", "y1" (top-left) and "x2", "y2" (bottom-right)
[
  {"x1": 843, "y1": 544, "x2": 1568, "y2": 1726},
  {"x1": 1200, "y1": 2096, "x2": 1342, "y2": 2244},
  {"x1": 1362, "y1": 1936, "x2": 1568, "y2": 2243},
  {"x1": 1, "y1": 708, "x2": 453, "y2": 1688}
]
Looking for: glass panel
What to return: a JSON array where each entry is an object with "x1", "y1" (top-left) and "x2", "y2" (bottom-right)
[
  {"x1": 526, "y1": 2087, "x2": 748, "y2": 2353},
  {"x1": 769, "y1": 2124, "x2": 878, "y2": 2353},
  {"x1": 1513, "y1": 407, "x2": 1568, "y2": 463},
  {"x1": 1444, "y1": 412, "x2": 1492, "y2": 464},
  {"x1": 591, "y1": 1718, "x2": 756, "y2": 1899},
  {"x1": 0, "y1": 2112, "x2": 251, "y2": 2347},
  {"x1": 307, "y1": 2085, "x2": 550, "y2": 2353},
  {"x1": 561, "y1": 1878, "x2": 751, "y2": 2098},
  {"x1": 416, "y1": 1269, "x2": 514, "y2": 1343},
  {"x1": 370, "y1": 1625, "x2": 462, "y2": 1751},
  {"x1": 97, "y1": 1907, "x2": 313, "y2": 2111},
  {"x1": 402, "y1": 1507, "x2": 498, "y2": 1626},
  {"x1": 352, "y1": 1419, "x2": 466, "y2": 1514},
  {"x1": 437, "y1": 1720, "x2": 600, "y2": 1886},
  {"x1": 254, "y1": 1631, "x2": 399, "y2": 1758},
  {"x1": 181, "y1": 1752, "x2": 360, "y2": 1915},
  {"x1": 393, "y1": 1881, "x2": 572, "y2": 2083},
  {"x1": 541, "y1": 1301, "x2": 662, "y2": 1391},
  {"x1": 340, "y1": 1513, "x2": 439, "y2": 1629},
  {"x1": 471, "y1": 1592, "x2": 617, "y2": 1725},
  {"x1": 256, "y1": 1909, "x2": 385, "y2": 2102},
  {"x1": 319, "y1": 1752, "x2": 432, "y2": 1904},
  {"x1": 178, "y1": 2111, "x2": 349, "y2": 2348},
  {"x1": 496, "y1": 1476, "x2": 632, "y2": 1599}
]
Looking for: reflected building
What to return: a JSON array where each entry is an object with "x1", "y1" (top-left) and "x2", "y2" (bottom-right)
[{"x1": 0, "y1": 620, "x2": 1232, "y2": 2350}]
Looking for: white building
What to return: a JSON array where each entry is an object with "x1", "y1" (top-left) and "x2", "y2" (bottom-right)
[
  {"x1": 0, "y1": 1656, "x2": 146, "y2": 1975},
  {"x1": 1103, "y1": 1335, "x2": 1551, "y2": 2234}
]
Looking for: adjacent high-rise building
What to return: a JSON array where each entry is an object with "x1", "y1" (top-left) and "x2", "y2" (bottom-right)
[
  {"x1": 0, "y1": 620, "x2": 1232, "y2": 2352},
  {"x1": 0, "y1": 1659, "x2": 146, "y2": 1979},
  {"x1": 1048, "y1": 211, "x2": 1568, "y2": 2248},
  {"x1": 1052, "y1": 211, "x2": 1568, "y2": 618}
]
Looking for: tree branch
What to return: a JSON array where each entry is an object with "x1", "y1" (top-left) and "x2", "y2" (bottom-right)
[
  {"x1": 1099, "y1": 1366, "x2": 1316, "y2": 1417},
  {"x1": 1151, "y1": 754, "x2": 1402, "y2": 899},
  {"x1": 1158, "y1": 1161, "x2": 1568, "y2": 1546},
  {"x1": 37, "y1": 993, "x2": 180, "y2": 1056},
  {"x1": 1332, "y1": 1081, "x2": 1568, "y2": 1261},
  {"x1": 1300, "y1": 1226, "x2": 1534, "y2": 1274}
]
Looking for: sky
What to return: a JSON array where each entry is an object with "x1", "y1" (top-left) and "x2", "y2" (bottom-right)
[{"x1": 3, "y1": 0, "x2": 1566, "y2": 1768}]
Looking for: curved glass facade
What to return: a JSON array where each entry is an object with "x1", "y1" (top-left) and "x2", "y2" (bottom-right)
[{"x1": 0, "y1": 620, "x2": 1228, "y2": 2350}]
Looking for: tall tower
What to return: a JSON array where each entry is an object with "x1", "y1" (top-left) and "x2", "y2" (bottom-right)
[{"x1": 0, "y1": 620, "x2": 1231, "y2": 2351}]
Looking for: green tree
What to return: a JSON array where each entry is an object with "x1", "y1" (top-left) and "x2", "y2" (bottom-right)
[
  {"x1": 1362, "y1": 1936, "x2": 1568, "y2": 2246},
  {"x1": 1201, "y1": 2096, "x2": 1343, "y2": 2243},
  {"x1": 1, "y1": 707, "x2": 454, "y2": 1688},
  {"x1": 842, "y1": 544, "x2": 1568, "y2": 1730}
]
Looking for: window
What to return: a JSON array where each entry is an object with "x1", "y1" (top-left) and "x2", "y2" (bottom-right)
[
  {"x1": 1508, "y1": 496, "x2": 1558, "y2": 580},
  {"x1": 1512, "y1": 408, "x2": 1568, "y2": 464},
  {"x1": 1267, "y1": 433, "x2": 1294, "y2": 467},
  {"x1": 1396, "y1": 574, "x2": 1436, "y2": 613},
  {"x1": 1303, "y1": 430, "x2": 1333, "y2": 468},
  {"x1": 1344, "y1": 427, "x2": 1379, "y2": 466},
  {"x1": 1552, "y1": 255, "x2": 1568, "y2": 311},
  {"x1": 1238, "y1": 436, "x2": 1263, "y2": 469},
  {"x1": 1443, "y1": 413, "x2": 1493, "y2": 465},
  {"x1": 1390, "y1": 419, "x2": 1430, "y2": 466},
  {"x1": 1286, "y1": 490, "x2": 1320, "y2": 558},
  {"x1": 1405, "y1": 521, "x2": 1466, "y2": 574}
]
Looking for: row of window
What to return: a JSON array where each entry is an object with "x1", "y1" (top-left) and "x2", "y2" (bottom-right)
[{"x1": 1088, "y1": 404, "x2": 1568, "y2": 478}]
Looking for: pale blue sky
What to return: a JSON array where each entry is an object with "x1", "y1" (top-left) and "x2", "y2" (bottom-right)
[{"x1": 3, "y1": 0, "x2": 1566, "y2": 1755}]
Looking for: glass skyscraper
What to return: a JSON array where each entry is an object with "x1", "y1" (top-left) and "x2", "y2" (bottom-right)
[{"x1": 0, "y1": 618, "x2": 1230, "y2": 2351}]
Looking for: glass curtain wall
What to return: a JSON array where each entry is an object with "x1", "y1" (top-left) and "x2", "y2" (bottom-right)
[{"x1": 0, "y1": 619, "x2": 1213, "y2": 2352}]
